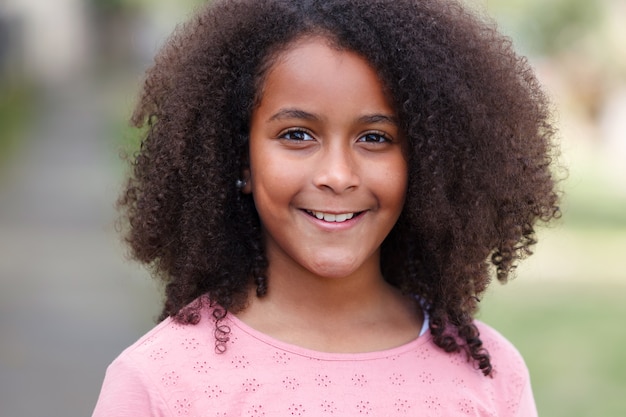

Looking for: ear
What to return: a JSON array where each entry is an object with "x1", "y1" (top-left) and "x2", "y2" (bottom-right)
[{"x1": 241, "y1": 167, "x2": 252, "y2": 194}]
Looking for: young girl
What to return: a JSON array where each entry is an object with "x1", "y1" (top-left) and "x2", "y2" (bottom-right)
[{"x1": 93, "y1": 0, "x2": 560, "y2": 415}]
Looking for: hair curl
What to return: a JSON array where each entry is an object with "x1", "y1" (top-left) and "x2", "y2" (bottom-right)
[{"x1": 119, "y1": 0, "x2": 560, "y2": 376}]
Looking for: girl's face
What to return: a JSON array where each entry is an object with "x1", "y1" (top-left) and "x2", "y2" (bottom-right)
[{"x1": 245, "y1": 37, "x2": 407, "y2": 281}]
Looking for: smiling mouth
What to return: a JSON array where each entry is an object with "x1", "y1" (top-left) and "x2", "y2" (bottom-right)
[{"x1": 304, "y1": 210, "x2": 363, "y2": 223}]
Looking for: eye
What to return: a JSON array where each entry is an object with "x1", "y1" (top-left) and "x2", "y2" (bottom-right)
[
  {"x1": 358, "y1": 132, "x2": 392, "y2": 144},
  {"x1": 280, "y1": 128, "x2": 314, "y2": 141}
]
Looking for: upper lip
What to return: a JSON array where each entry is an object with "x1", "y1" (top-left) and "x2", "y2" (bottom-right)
[{"x1": 305, "y1": 209, "x2": 358, "y2": 215}]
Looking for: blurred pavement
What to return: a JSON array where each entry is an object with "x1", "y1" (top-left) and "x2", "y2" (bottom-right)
[{"x1": 0, "y1": 78, "x2": 160, "y2": 417}]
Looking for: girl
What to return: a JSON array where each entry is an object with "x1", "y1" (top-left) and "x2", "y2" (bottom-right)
[{"x1": 93, "y1": 0, "x2": 560, "y2": 415}]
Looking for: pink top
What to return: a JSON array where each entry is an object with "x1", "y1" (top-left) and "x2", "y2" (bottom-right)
[{"x1": 92, "y1": 302, "x2": 537, "y2": 417}]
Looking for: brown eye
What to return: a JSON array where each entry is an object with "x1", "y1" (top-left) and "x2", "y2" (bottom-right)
[
  {"x1": 281, "y1": 129, "x2": 314, "y2": 141},
  {"x1": 359, "y1": 132, "x2": 391, "y2": 143}
]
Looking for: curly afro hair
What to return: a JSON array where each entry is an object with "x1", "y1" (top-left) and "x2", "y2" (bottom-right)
[{"x1": 120, "y1": 0, "x2": 560, "y2": 376}]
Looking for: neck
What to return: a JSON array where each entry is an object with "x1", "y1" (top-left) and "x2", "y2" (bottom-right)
[
  {"x1": 261, "y1": 249, "x2": 389, "y2": 316},
  {"x1": 235, "y1": 253, "x2": 422, "y2": 353}
]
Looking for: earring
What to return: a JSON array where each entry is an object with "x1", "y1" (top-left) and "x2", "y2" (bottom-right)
[{"x1": 235, "y1": 179, "x2": 247, "y2": 189}]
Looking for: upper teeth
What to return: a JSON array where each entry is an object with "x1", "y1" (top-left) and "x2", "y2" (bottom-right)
[{"x1": 309, "y1": 211, "x2": 355, "y2": 222}]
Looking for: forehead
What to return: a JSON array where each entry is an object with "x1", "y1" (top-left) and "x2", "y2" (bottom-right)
[{"x1": 254, "y1": 36, "x2": 394, "y2": 115}]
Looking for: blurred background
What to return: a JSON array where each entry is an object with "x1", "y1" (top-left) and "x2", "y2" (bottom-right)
[{"x1": 0, "y1": 0, "x2": 624, "y2": 416}]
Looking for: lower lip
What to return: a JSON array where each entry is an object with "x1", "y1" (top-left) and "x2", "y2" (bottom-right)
[{"x1": 301, "y1": 210, "x2": 364, "y2": 230}]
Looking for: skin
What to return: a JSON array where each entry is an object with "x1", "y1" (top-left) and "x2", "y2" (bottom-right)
[{"x1": 238, "y1": 37, "x2": 422, "y2": 353}]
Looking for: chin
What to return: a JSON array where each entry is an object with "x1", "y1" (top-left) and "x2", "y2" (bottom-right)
[{"x1": 307, "y1": 258, "x2": 362, "y2": 280}]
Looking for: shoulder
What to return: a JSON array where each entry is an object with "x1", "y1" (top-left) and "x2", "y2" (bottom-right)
[
  {"x1": 473, "y1": 320, "x2": 538, "y2": 416},
  {"x1": 422, "y1": 319, "x2": 530, "y2": 383},
  {"x1": 416, "y1": 320, "x2": 537, "y2": 416},
  {"x1": 109, "y1": 299, "x2": 221, "y2": 382},
  {"x1": 473, "y1": 320, "x2": 529, "y2": 377},
  {"x1": 92, "y1": 304, "x2": 219, "y2": 417},
  {"x1": 123, "y1": 316, "x2": 212, "y2": 360}
]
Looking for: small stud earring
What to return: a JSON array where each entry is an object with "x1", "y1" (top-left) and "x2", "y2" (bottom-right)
[{"x1": 235, "y1": 179, "x2": 247, "y2": 189}]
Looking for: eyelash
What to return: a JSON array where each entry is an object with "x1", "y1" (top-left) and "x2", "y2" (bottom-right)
[
  {"x1": 358, "y1": 131, "x2": 392, "y2": 144},
  {"x1": 279, "y1": 128, "x2": 315, "y2": 141},
  {"x1": 279, "y1": 129, "x2": 393, "y2": 144}
]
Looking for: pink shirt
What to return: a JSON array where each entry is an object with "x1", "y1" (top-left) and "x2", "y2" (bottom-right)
[{"x1": 93, "y1": 302, "x2": 537, "y2": 416}]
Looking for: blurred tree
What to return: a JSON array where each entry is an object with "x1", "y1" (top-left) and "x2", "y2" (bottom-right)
[
  {"x1": 88, "y1": 0, "x2": 205, "y2": 12},
  {"x1": 528, "y1": 0, "x2": 601, "y2": 54},
  {"x1": 86, "y1": 0, "x2": 207, "y2": 74},
  {"x1": 89, "y1": 0, "x2": 128, "y2": 13},
  {"x1": 486, "y1": 0, "x2": 603, "y2": 55}
]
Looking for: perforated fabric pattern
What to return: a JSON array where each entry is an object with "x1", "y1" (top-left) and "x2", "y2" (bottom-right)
[{"x1": 92, "y1": 301, "x2": 536, "y2": 417}]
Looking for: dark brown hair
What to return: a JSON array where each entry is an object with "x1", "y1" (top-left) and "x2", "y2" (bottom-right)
[{"x1": 120, "y1": 0, "x2": 560, "y2": 376}]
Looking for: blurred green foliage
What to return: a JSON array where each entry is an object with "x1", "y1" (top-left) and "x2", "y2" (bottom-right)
[
  {"x1": 0, "y1": 83, "x2": 34, "y2": 169},
  {"x1": 113, "y1": 118, "x2": 148, "y2": 165},
  {"x1": 565, "y1": 178, "x2": 626, "y2": 229},
  {"x1": 486, "y1": 0, "x2": 602, "y2": 55},
  {"x1": 481, "y1": 282, "x2": 626, "y2": 417},
  {"x1": 88, "y1": 0, "x2": 206, "y2": 13},
  {"x1": 89, "y1": 0, "x2": 129, "y2": 12}
]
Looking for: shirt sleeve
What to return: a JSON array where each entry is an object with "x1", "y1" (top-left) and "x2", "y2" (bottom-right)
[
  {"x1": 92, "y1": 354, "x2": 169, "y2": 417},
  {"x1": 515, "y1": 371, "x2": 539, "y2": 417}
]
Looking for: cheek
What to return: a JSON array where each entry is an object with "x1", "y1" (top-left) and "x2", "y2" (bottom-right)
[
  {"x1": 378, "y1": 160, "x2": 408, "y2": 207},
  {"x1": 249, "y1": 159, "x2": 300, "y2": 211},
  {"x1": 252, "y1": 166, "x2": 293, "y2": 196}
]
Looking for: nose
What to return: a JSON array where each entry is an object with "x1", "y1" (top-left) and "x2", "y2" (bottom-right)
[{"x1": 312, "y1": 144, "x2": 360, "y2": 193}]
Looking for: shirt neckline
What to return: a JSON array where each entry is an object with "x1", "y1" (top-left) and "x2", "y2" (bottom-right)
[{"x1": 226, "y1": 310, "x2": 431, "y2": 361}]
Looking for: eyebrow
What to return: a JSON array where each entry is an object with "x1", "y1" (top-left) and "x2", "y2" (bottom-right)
[
  {"x1": 268, "y1": 108, "x2": 320, "y2": 122},
  {"x1": 357, "y1": 114, "x2": 398, "y2": 126},
  {"x1": 268, "y1": 108, "x2": 398, "y2": 126}
]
